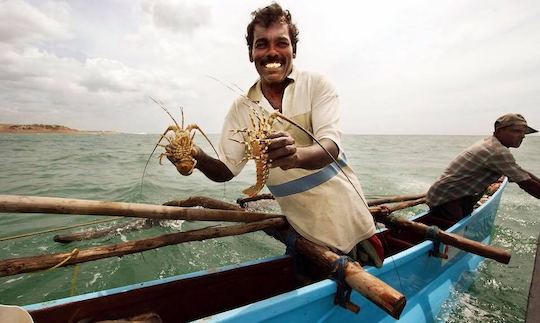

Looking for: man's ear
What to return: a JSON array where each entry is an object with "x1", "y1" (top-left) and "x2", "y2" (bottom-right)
[{"x1": 249, "y1": 51, "x2": 254, "y2": 62}]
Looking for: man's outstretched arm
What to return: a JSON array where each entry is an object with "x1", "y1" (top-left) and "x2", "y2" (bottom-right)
[
  {"x1": 169, "y1": 146, "x2": 234, "y2": 182},
  {"x1": 517, "y1": 172, "x2": 540, "y2": 199}
]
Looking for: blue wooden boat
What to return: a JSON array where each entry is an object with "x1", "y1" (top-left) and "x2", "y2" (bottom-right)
[{"x1": 23, "y1": 179, "x2": 507, "y2": 322}]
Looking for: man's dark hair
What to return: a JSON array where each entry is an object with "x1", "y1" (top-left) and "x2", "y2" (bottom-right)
[{"x1": 245, "y1": 3, "x2": 299, "y2": 57}]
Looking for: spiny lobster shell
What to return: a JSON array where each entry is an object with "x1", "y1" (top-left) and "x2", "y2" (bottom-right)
[
  {"x1": 165, "y1": 131, "x2": 196, "y2": 176},
  {"x1": 232, "y1": 107, "x2": 277, "y2": 197}
]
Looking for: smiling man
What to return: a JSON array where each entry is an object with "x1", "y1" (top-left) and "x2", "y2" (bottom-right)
[
  {"x1": 427, "y1": 113, "x2": 540, "y2": 221},
  {"x1": 171, "y1": 3, "x2": 383, "y2": 267}
]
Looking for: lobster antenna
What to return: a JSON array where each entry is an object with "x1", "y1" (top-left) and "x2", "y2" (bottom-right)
[
  {"x1": 194, "y1": 126, "x2": 220, "y2": 159},
  {"x1": 140, "y1": 127, "x2": 170, "y2": 197},
  {"x1": 149, "y1": 96, "x2": 180, "y2": 129},
  {"x1": 206, "y1": 75, "x2": 283, "y2": 125},
  {"x1": 179, "y1": 106, "x2": 185, "y2": 129}
]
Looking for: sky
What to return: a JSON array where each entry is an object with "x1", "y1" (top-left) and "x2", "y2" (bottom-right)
[{"x1": 0, "y1": 0, "x2": 539, "y2": 135}]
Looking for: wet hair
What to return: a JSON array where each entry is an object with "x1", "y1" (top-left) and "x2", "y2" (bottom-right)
[{"x1": 245, "y1": 2, "x2": 299, "y2": 57}]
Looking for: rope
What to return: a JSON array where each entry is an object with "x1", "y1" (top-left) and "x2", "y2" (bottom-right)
[
  {"x1": 425, "y1": 225, "x2": 447, "y2": 259},
  {"x1": 48, "y1": 248, "x2": 79, "y2": 270},
  {"x1": 70, "y1": 264, "x2": 80, "y2": 296},
  {"x1": 425, "y1": 225, "x2": 441, "y2": 241},
  {"x1": 0, "y1": 217, "x2": 122, "y2": 242},
  {"x1": 332, "y1": 256, "x2": 353, "y2": 308}
]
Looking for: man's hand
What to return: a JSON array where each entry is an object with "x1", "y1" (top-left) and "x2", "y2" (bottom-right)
[
  {"x1": 265, "y1": 132, "x2": 339, "y2": 171},
  {"x1": 266, "y1": 132, "x2": 298, "y2": 170}
]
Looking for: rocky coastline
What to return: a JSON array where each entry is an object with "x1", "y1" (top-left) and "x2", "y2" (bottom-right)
[{"x1": 0, "y1": 123, "x2": 115, "y2": 134}]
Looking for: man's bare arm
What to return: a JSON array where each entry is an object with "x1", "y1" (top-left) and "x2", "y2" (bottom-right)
[
  {"x1": 169, "y1": 146, "x2": 234, "y2": 182},
  {"x1": 527, "y1": 171, "x2": 540, "y2": 183},
  {"x1": 517, "y1": 175, "x2": 540, "y2": 199}
]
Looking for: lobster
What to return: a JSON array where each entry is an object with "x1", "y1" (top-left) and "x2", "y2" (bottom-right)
[
  {"x1": 141, "y1": 97, "x2": 218, "y2": 191},
  {"x1": 230, "y1": 105, "x2": 280, "y2": 197}
]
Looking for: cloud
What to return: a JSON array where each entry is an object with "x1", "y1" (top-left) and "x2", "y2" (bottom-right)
[
  {"x1": 0, "y1": 0, "x2": 70, "y2": 45},
  {"x1": 142, "y1": 0, "x2": 211, "y2": 34}
]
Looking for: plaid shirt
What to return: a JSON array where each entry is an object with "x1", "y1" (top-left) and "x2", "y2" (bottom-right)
[{"x1": 427, "y1": 136, "x2": 530, "y2": 207}]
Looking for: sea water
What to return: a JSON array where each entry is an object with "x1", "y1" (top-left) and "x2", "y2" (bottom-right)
[{"x1": 0, "y1": 133, "x2": 538, "y2": 322}]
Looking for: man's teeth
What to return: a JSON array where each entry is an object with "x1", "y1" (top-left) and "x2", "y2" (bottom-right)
[{"x1": 265, "y1": 62, "x2": 281, "y2": 68}]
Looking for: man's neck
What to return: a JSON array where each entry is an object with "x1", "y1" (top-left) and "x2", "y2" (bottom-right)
[{"x1": 261, "y1": 79, "x2": 291, "y2": 112}]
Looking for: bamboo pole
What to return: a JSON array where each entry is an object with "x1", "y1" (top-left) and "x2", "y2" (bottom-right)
[
  {"x1": 369, "y1": 197, "x2": 427, "y2": 216},
  {"x1": 55, "y1": 197, "x2": 244, "y2": 243},
  {"x1": 235, "y1": 193, "x2": 427, "y2": 208},
  {"x1": 367, "y1": 193, "x2": 427, "y2": 206},
  {"x1": 295, "y1": 236, "x2": 406, "y2": 319},
  {"x1": 0, "y1": 195, "x2": 283, "y2": 222},
  {"x1": 368, "y1": 197, "x2": 511, "y2": 264},
  {"x1": 385, "y1": 217, "x2": 511, "y2": 264},
  {"x1": 0, "y1": 218, "x2": 287, "y2": 277}
]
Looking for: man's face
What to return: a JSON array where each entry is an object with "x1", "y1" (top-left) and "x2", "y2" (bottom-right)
[
  {"x1": 250, "y1": 22, "x2": 294, "y2": 87},
  {"x1": 495, "y1": 125, "x2": 527, "y2": 148}
]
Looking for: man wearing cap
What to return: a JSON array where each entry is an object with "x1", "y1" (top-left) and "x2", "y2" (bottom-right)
[{"x1": 427, "y1": 113, "x2": 540, "y2": 221}]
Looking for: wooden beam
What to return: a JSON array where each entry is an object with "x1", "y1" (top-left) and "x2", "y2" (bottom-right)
[
  {"x1": 295, "y1": 236, "x2": 406, "y2": 319},
  {"x1": 0, "y1": 218, "x2": 287, "y2": 277},
  {"x1": 0, "y1": 195, "x2": 283, "y2": 222},
  {"x1": 384, "y1": 217, "x2": 511, "y2": 264},
  {"x1": 367, "y1": 193, "x2": 426, "y2": 206}
]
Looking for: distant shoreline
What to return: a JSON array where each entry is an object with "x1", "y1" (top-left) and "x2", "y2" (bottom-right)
[{"x1": 0, "y1": 123, "x2": 116, "y2": 134}]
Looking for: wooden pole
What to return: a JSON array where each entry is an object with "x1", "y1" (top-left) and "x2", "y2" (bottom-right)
[
  {"x1": 295, "y1": 236, "x2": 406, "y2": 319},
  {"x1": 367, "y1": 193, "x2": 427, "y2": 206},
  {"x1": 0, "y1": 195, "x2": 283, "y2": 222},
  {"x1": 163, "y1": 196, "x2": 244, "y2": 211},
  {"x1": 369, "y1": 197, "x2": 427, "y2": 215},
  {"x1": 0, "y1": 218, "x2": 287, "y2": 277},
  {"x1": 368, "y1": 197, "x2": 511, "y2": 264},
  {"x1": 235, "y1": 193, "x2": 427, "y2": 208},
  {"x1": 55, "y1": 197, "x2": 244, "y2": 243},
  {"x1": 385, "y1": 217, "x2": 511, "y2": 264}
]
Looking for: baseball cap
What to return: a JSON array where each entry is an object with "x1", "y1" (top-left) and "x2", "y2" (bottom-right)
[{"x1": 494, "y1": 113, "x2": 538, "y2": 134}]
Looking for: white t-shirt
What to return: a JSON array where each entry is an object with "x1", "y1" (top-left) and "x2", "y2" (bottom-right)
[{"x1": 218, "y1": 68, "x2": 375, "y2": 253}]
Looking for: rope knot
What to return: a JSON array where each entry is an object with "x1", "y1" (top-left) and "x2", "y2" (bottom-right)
[
  {"x1": 425, "y1": 225, "x2": 440, "y2": 241},
  {"x1": 332, "y1": 256, "x2": 353, "y2": 309}
]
